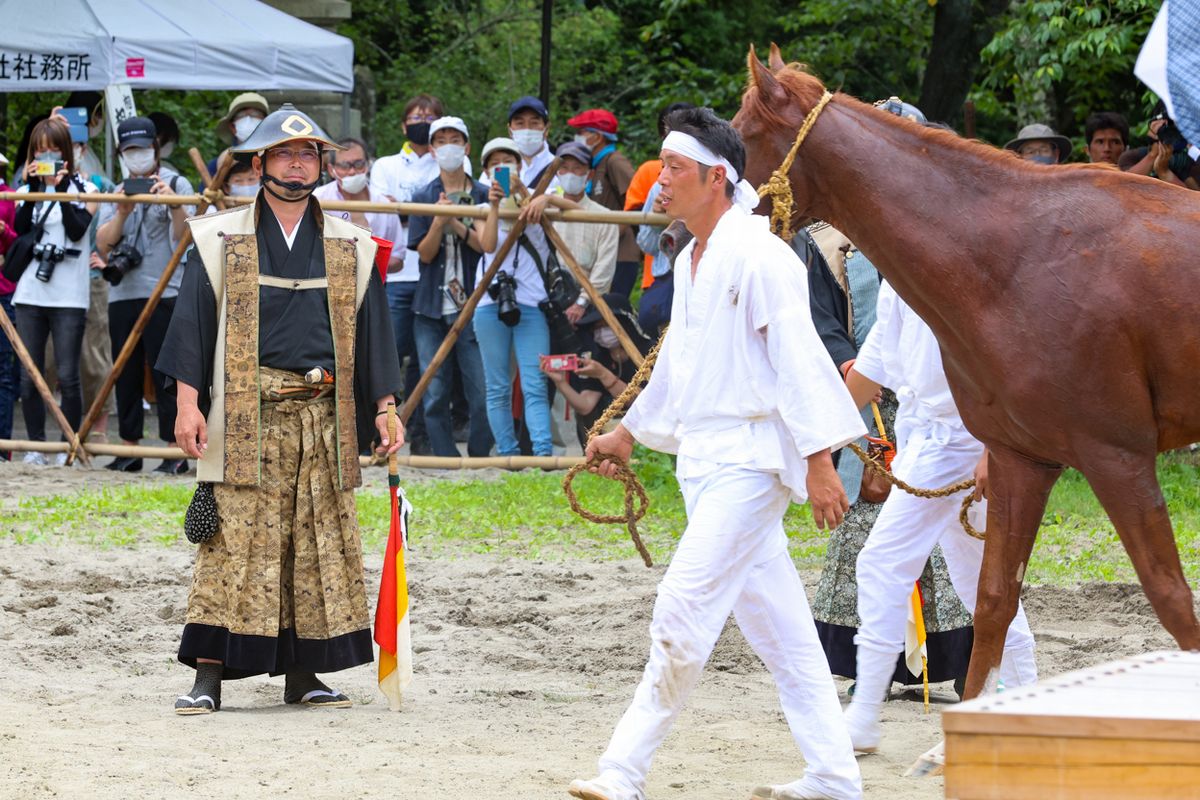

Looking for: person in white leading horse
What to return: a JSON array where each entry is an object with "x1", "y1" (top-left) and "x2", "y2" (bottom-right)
[
  {"x1": 841, "y1": 280, "x2": 1039, "y2": 753},
  {"x1": 570, "y1": 106, "x2": 865, "y2": 800}
]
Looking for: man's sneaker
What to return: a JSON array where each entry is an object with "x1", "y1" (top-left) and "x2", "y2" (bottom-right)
[
  {"x1": 22, "y1": 451, "x2": 48, "y2": 466},
  {"x1": 54, "y1": 452, "x2": 68, "y2": 467},
  {"x1": 567, "y1": 771, "x2": 638, "y2": 800},
  {"x1": 750, "y1": 777, "x2": 841, "y2": 799}
]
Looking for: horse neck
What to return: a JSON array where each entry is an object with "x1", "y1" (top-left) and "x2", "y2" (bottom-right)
[{"x1": 794, "y1": 99, "x2": 1013, "y2": 334}]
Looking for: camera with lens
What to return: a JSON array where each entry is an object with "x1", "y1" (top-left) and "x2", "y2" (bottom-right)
[
  {"x1": 102, "y1": 240, "x2": 143, "y2": 286},
  {"x1": 1157, "y1": 120, "x2": 1188, "y2": 153},
  {"x1": 32, "y1": 242, "x2": 80, "y2": 282},
  {"x1": 488, "y1": 270, "x2": 521, "y2": 327}
]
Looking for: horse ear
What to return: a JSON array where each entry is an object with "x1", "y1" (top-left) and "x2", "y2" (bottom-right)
[
  {"x1": 768, "y1": 43, "x2": 786, "y2": 72},
  {"x1": 747, "y1": 46, "x2": 781, "y2": 97}
]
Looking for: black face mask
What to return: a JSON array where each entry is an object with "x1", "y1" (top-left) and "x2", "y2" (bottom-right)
[
  {"x1": 406, "y1": 122, "x2": 431, "y2": 146},
  {"x1": 260, "y1": 173, "x2": 321, "y2": 203}
]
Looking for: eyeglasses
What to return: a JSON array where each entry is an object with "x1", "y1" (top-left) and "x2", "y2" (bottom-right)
[
  {"x1": 406, "y1": 114, "x2": 438, "y2": 124},
  {"x1": 332, "y1": 158, "x2": 368, "y2": 172},
  {"x1": 267, "y1": 147, "x2": 320, "y2": 164}
]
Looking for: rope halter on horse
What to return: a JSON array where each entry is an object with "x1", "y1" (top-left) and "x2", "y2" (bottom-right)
[{"x1": 756, "y1": 90, "x2": 834, "y2": 242}]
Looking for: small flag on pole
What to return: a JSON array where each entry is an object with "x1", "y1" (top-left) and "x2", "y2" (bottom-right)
[
  {"x1": 374, "y1": 403, "x2": 413, "y2": 711},
  {"x1": 905, "y1": 582, "x2": 930, "y2": 712}
]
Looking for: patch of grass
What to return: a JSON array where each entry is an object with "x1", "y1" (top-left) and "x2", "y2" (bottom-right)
[{"x1": 3, "y1": 451, "x2": 1197, "y2": 587}]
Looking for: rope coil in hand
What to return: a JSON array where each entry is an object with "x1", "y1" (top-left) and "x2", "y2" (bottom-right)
[
  {"x1": 563, "y1": 333, "x2": 666, "y2": 567},
  {"x1": 847, "y1": 442, "x2": 985, "y2": 541}
]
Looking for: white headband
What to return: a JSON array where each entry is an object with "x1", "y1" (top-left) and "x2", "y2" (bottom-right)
[{"x1": 661, "y1": 131, "x2": 759, "y2": 213}]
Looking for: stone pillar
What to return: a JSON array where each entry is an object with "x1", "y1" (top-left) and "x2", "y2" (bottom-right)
[{"x1": 259, "y1": 0, "x2": 362, "y2": 140}]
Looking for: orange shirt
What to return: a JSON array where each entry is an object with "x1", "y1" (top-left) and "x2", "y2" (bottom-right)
[{"x1": 626, "y1": 160, "x2": 663, "y2": 288}]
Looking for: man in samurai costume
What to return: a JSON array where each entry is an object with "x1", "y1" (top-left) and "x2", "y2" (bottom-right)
[
  {"x1": 575, "y1": 107, "x2": 865, "y2": 800},
  {"x1": 158, "y1": 104, "x2": 404, "y2": 714}
]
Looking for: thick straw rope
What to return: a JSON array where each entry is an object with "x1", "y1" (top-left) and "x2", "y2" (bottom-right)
[
  {"x1": 848, "y1": 442, "x2": 985, "y2": 540},
  {"x1": 756, "y1": 90, "x2": 834, "y2": 242},
  {"x1": 562, "y1": 333, "x2": 667, "y2": 567}
]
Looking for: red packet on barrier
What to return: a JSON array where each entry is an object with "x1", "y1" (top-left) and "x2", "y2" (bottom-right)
[
  {"x1": 541, "y1": 354, "x2": 579, "y2": 372},
  {"x1": 372, "y1": 236, "x2": 394, "y2": 282}
]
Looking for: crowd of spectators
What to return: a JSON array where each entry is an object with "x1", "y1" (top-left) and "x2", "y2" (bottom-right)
[{"x1": 0, "y1": 87, "x2": 1195, "y2": 465}]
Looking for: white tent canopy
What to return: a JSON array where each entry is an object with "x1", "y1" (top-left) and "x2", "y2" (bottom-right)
[{"x1": 0, "y1": 0, "x2": 354, "y2": 93}]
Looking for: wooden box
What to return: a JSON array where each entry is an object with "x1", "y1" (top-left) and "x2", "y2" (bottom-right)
[{"x1": 943, "y1": 650, "x2": 1200, "y2": 800}]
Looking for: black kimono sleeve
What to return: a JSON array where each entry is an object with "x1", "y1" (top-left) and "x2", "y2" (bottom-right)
[
  {"x1": 794, "y1": 230, "x2": 857, "y2": 368},
  {"x1": 354, "y1": 266, "x2": 404, "y2": 449},
  {"x1": 156, "y1": 246, "x2": 218, "y2": 415}
]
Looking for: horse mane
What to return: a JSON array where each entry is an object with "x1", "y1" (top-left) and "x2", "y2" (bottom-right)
[{"x1": 747, "y1": 60, "x2": 1102, "y2": 177}]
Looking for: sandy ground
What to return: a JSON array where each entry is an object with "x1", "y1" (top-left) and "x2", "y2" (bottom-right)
[{"x1": 0, "y1": 462, "x2": 1191, "y2": 800}]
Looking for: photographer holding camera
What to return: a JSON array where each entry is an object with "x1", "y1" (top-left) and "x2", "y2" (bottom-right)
[
  {"x1": 95, "y1": 117, "x2": 196, "y2": 473},
  {"x1": 539, "y1": 293, "x2": 652, "y2": 449},
  {"x1": 407, "y1": 117, "x2": 493, "y2": 458},
  {"x1": 10, "y1": 119, "x2": 96, "y2": 464},
  {"x1": 1119, "y1": 101, "x2": 1200, "y2": 189},
  {"x1": 474, "y1": 137, "x2": 554, "y2": 457}
]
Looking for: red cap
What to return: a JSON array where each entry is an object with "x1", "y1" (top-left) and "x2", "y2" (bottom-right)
[{"x1": 567, "y1": 109, "x2": 618, "y2": 135}]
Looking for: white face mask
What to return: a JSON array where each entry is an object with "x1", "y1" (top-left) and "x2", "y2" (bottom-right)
[
  {"x1": 122, "y1": 148, "x2": 156, "y2": 176},
  {"x1": 594, "y1": 326, "x2": 619, "y2": 349},
  {"x1": 558, "y1": 171, "x2": 588, "y2": 196},
  {"x1": 339, "y1": 171, "x2": 369, "y2": 194},
  {"x1": 511, "y1": 128, "x2": 544, "y2": 157},
  {"x1": 159, "y1": 141, "x2": 175, "y2": 159},
  {"x1": 574, "y1": 133, "x2": 593, "y2": 148},
  {"x1": 73, "y1": 144, "x2": 86, "y2": 164},
  {"x1": 228, "y1": 183, "x2": 259, "y2": 197},
  {"x1": 434, "y1": 143, "x2": 466, "y2": 172},
  {"x1": 233, "y1": 115, "x2": 261, "y2": 143}
]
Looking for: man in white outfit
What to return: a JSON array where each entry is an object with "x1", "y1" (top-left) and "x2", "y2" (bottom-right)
[
  {"x1": 570, "y1": 107, "x2": 865, "y2": 800},
  {"x1": 842, "y1": 280, "x2": 1039, "y2": 752}
]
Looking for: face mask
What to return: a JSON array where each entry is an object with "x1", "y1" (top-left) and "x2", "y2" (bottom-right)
[
  {"x1": 558, "y1": 171, "x2": 588, "y2": 196},
  {"x1": 233, "y1": 115, "x2": 261, "y2": 143},
  {"x1": 594, "y1": 326, "x2": 619, "y2": 349},
  {"x1": 574, "y1": 133, "x2": 593, "y2": 148},
  {"x1": 511, "y1": 128, "x2": 544, "y2": 156},
  {"x1": 160, "y1": 141, "x2": 175, "y2": 159},
  {"x1": 407, "y1": 122, "x2": 431, "y2": 146},
  {"x1": 1026, "y1": 153, "x2": 1056, "y2": 165},
  {"x1": 88, "y1": 120, "x2": 104, "y2": 140},
  {"x1": 73, "y1": 144, "x2": 86, "y2": 164},
  {"x1": 35, "y1": 150, "x2": 63, "y2": 164},
  {"x1": 339, "y1": 171, "x2": 369, "y2": 194},
  {"x1": 435, "y1": 144, "x2": 465, "y2": 172},
  {"x1": 228, "y1": 183, "x2": 259, "y2": 197},
  {"x1": 122, "y1": 148, "x2": 156, "y2": 176}
]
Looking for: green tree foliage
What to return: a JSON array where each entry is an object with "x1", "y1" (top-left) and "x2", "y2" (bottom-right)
[{"x1": 975, "y1": 0, "x2": 1163, "y2": 153}]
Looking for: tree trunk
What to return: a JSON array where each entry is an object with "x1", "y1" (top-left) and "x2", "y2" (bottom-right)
[{"x1": 918, "y1": 0, "x2": 1009, "y2": 127}]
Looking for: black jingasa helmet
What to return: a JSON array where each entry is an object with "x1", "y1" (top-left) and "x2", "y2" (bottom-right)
[{"x1": 229, "y1": 103, "x2": 344, "y2": 201}]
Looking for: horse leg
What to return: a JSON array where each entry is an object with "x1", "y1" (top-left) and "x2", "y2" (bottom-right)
[
  {"x1": 1081, "y1": 450, "x2": 1200, "y2": 650},
  {"x1": 961, "y1": 447, "x2": 1062, "y2": 700}
]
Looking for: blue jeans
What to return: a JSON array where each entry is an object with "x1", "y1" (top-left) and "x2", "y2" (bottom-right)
[
  {"x1": 0, "y1": 294, "x2": 17, "y2": 444},
  {"x1": 14, "y1": 304, "x2": 86, "y2": 442},
  {"x1": 386, "y1": 281, "x2": 425, "y2": 433},
  {"x1": 413, "y1": 311, "x2": 493, "y2": 457},
  {"x1": 473, "y1": 303, "x2": 552, "y2": 456}
]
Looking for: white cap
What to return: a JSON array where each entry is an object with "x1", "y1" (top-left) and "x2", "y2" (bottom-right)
[{"x1": 429, "y1": 116, "x2": 469, "y2": 141}]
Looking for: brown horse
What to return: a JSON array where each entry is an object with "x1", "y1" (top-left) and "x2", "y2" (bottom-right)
[{"x1": 732, "y1": 45, "x2": 1200, "y2": 703}]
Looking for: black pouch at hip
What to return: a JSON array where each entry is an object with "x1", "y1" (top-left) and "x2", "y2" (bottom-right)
[{"x1": 184, "y1": 482, "x2": 219, "y2": 544}]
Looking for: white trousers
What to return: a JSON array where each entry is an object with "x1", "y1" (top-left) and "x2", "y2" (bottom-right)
[
  {"x1": 598, "y1": 461, "x2": 863, "y2": 800},
  {"x1": 854, "y1": 425, "x2": 1036, "y2": 683}
]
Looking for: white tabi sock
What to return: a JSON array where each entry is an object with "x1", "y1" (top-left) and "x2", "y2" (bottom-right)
[{"x1": 843, "y1": 644, "x2": 895, "y2": 752}]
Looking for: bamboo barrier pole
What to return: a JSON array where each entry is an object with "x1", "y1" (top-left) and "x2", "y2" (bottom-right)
[
  {"x1": 396, "y1": 159, "x2": 562, "y2": 426},
  {"x1": 2, "y1": 439, "x2": 580, "y2": 470},
  {"x1": 187, "y1": 147, "x2": 225, "y2": 211},
  {"x1": 540, "y1": 219, "x2": 644, "y2": 367},
  {"x1": 67, "y1": 157, "x2": 236, "y2": 464},
  {"x1": 3, "y1": 190, "x2": 670, "y2": 226},
  {"x1": 0, "y1": 311, "x2": 91, "y2": 465}
]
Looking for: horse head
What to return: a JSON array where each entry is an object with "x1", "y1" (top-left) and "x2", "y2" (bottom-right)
[{"x1": 732, "y1": 44, "x2": 830, "y2": 224}]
